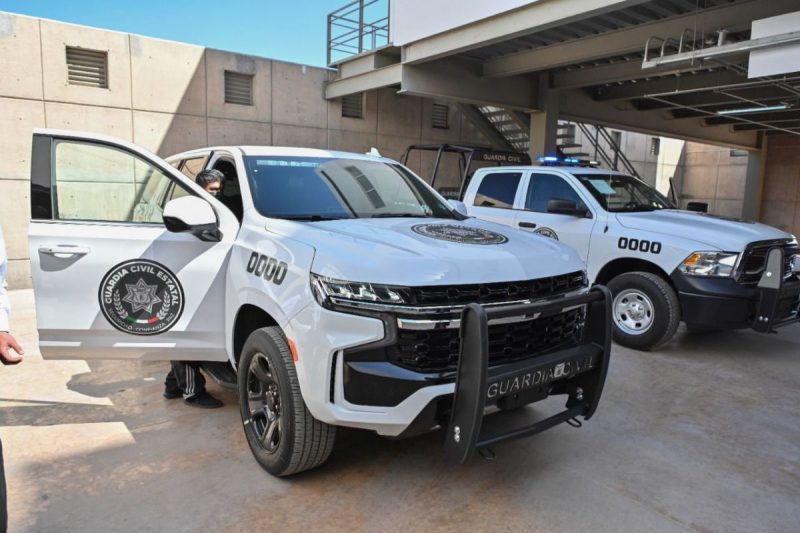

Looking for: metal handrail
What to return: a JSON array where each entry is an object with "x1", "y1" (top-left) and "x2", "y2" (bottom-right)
[{"x1": 327, "y1": 0, "x2": 390, "y2": 66}]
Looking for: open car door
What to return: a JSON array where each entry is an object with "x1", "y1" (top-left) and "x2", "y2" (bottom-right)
[{"x1": 28, "y1": 129, "x2": 239, "y2": 361}]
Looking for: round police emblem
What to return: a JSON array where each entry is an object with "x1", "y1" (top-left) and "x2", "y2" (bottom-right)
[
  {"x1": 534, "y1": 227, "x2": 559, "y2": 240},
  {"x1": 98, "y1": 259, "x2": 184, "y2": 336},
  {"x1": 411, "y1": 224, "x2": 508, "y2": 245}
]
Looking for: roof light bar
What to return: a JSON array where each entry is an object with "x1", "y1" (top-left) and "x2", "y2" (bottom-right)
[{"x1": 717, "y1": 104, "x2": 789, "y2": 116}]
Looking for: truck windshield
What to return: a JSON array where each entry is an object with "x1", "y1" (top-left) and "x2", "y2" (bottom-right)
[
  {"x1": 575, "y1": 173, "x2": 674, "y2": 212},
  {"x1": 243, "y1": 156, "x2": 457, "y2": 220}
]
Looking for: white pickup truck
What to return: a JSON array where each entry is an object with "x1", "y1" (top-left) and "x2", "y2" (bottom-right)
[
  {"x1": 461, "y1": 162, "x2": 800, "y2": 350},
  {"x1": 28, "y1": 130, "x2": 612, "y2": 475}
]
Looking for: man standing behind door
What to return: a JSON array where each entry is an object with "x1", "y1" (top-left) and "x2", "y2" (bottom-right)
[
  {"x1": 163, "y1": 170, "x2": 224, "y2": 409},
  {"x1": 1, "y1": 224, "x2": 25, "y2": 533}
]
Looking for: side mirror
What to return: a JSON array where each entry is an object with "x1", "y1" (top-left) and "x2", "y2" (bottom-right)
[
  {"x1": 163, "y1": 196, "x2": 221, "y2": 241},
  {"x1": 547, "y1": 198, "x2": 591, "y2": 218},
  {"x1": 448, "y1": 199, "x2": 469, "y2": 217}
]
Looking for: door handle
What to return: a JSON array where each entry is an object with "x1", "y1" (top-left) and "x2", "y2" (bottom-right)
[
  {"x1": 518, "y1": 222, "x2": 537, "y2": 229},
  {"x1": 38, "y1": 245, "x2": 91, "y2": 257}
]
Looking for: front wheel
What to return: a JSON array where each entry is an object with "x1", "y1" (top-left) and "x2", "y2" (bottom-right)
[
  {"x1": 607, "y1": 272, "x2": 680, "y2": 350},
  {"x1": 238, "y1": 326, "x2": 336, "y2": 476}
]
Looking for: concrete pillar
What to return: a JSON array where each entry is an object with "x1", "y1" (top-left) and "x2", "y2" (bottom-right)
[
  {"x1": 528, "y1": 76, "x2": 560, "y2": 158},
  {"x1": 742, "y1": 140, "x2": 766, "y2": 221}
]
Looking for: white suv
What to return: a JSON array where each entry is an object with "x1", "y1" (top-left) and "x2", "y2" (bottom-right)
[
  {"x1": 461, "y1": 162, "x2": 800, "y2": 350},
  {"x1": 28, "y1": 130, "x2": 612, "y2": 475}
]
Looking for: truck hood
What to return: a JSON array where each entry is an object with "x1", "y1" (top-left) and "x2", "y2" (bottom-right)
[
  {"x1": 615, "y1": 210, "x2": 794, "y2": 251},
  {"x1": 267, "y1": 217, "x2": 584, "y2": 285}
]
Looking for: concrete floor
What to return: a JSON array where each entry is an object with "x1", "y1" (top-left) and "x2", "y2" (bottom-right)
[{"x1": 0, "y1": 289, "x2": 798, "y2": 532}]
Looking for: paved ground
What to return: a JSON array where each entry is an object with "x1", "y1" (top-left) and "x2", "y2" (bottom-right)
[{"x1": 1, "y1": 289, "x2": 798, "y2": 532}]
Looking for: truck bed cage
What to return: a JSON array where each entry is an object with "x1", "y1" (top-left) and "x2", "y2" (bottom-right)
[{"x1": 402, "y1": 143, "x2": 531, "y2": 199}]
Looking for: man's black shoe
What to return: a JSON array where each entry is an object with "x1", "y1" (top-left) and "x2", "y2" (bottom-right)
[
  {"x1": 184, "y1": 391, "x2": 223, "y2": 409},
  {"x1": 163, "y1": 388, "x2": 182, "y2": 400}
]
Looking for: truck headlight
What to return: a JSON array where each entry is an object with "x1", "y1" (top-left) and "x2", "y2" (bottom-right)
[
  {"x1": 311, "y1": 273, "x2": 410, "y2": 310},
  {"x1": 679, "y1": 252, "x2": 739, "y2": 277}
]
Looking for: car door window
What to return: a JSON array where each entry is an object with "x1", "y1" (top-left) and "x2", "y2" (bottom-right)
[
  {"x1": 53, "y1": 140, "x2": 190, "y2": 223},
  {"x1": 180, "y1": 156, "x2": 208, "y2": 180},
  {"x1": 472, "y1": 172, "x2": 522, "y2": 209},
  {"x1": 525, "y1": 173, "x2": 585, "y2": 213}
]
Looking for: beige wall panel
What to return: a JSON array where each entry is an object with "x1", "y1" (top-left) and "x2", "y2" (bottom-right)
[
  {"x1": 327, "y1": 91, "x2": 378, "y2": 133},
  {"x1": 459, "y1": 113, "x2": 490, "y2": 145},
  {"x1": 45, "y1": 102, "x2": 132, "y2": 139},
  {"x1": 0, "y1": 180, "x2": 31, "y2": 261},
  {"x1": 133, "y1": 111, "x2": 207, "y2": 157},
  {"x1": 717, "y1": 149, "x2": 749, "y2": 166},
  {"x1": 0, "y1": 13, "x2": 43, "y2": 99},
  {"x1": 760, "y1": 200, "x2": 796, "y2": 232},
  {"x1": 714, "y1": 199, "x2": 744, "y2": 218},
  {"x1": 377, "y1": 89, "x2": 421, "y2": 138},
  {"x1": 715, "y1": 164, "x2": 746, "y2": 200},
  {"x1": 55, "y1": 182, "x2": 136, "y2": 222},
  {"x1": 761, "y1": 165, "x2": 799, "y2": 202},
  {"x1": 327, "y1": 130, "x2": 377, "y2": 154},
  {"x1": 130, "y1": 36, "x2": 205, "y2": 115},
  {"x1": 421, "y1": 101, "x2": 460, "y2": 142},
  {"x1": 684, "y1": 150, "x2": 719, "y2": 167},
  {"x1": 272, "y1": 61, "x2": 327, "y2": 128},
  {"x1": 207, "y1": 118, "x2": 271, "y2": 147},
  {"x1": 0, "y1": 97, "x2": 45, "y2": 181},
  {"x1": 6, "y1": 259, "x2": 31, "y2": 289},
  {"x1": 206, "y1": 49, "x2": 271, "y2": 122},
  {"x1": 272, "y1": 125, "x2": 327, "y2": 149},
  {"x1": 680, "y1": 166, "x2": 718, "y2": 199},
  {"x1": 376, "y1": 134, "x2": 419, "y2": 164},
  {"x1": 40, "y1": 20, "x2": 131, "y2": 108}
]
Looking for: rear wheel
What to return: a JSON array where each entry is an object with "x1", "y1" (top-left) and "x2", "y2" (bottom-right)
[
  {"x1": 607, "y1": 272, "x2": 680, "y2": 350},
  {"x1": 238, "y1": 326, "x2": 335, "y2": 476}
]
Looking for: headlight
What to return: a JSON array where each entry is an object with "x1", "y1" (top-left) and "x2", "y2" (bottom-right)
[
  {"x1": 311, "y1": 273, "x2": 410, "y2": 310},
  {"x1": 678, "y1": 252, "x2": 739, "y2": 277}
]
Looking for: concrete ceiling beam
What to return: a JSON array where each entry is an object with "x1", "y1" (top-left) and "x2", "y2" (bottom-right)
[{"x1": 482, "y1": 0, "x2": 798, "y2": 78}]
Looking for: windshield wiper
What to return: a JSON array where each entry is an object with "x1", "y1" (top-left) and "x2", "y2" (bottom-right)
[
  {"x1": 280, "y1": 215, "x2": 351, "y2": 221},
  {"x1": 370, "y1": 213, "x2": 435, "y2": 218}
]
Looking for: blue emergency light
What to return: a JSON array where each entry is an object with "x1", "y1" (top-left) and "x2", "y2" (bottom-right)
[{"x1": 535, "y1": 155, "x2": 600, "y2": 168}]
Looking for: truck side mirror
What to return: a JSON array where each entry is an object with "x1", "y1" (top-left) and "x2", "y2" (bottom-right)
[
  {"x1": 547, "y1": 198, "x2": 591, "y2": 218},
  {"x1": 448, "y1": 199, "x2": 469, "y2": 217},
  {"x1": 163, "y1": 196, "x2": 221, "y2": 242}
]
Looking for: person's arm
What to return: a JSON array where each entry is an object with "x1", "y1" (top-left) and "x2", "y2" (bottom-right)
[{"x1": 0, "y1": 227, "x2": 23, "y2": 365}]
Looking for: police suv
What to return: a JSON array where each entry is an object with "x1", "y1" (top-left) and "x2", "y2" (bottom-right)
[
  {"x1": 28, "y1": 130, "x2": 612, "y2": 476},
  {"x1": 460, "y1": 159, "x2": 800, "y2": 350}
]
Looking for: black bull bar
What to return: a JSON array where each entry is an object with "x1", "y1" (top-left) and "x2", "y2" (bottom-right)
[{"x1": 445, "y1": 285, "x2": 612, "y2": 463}]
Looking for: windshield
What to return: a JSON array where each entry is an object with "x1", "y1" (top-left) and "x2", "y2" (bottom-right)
[
  {"x1": 243, "y1": 156, "x2": 457, "y2": 220},
  {"x1": 575, "y1": 173, "x2": 674, "y2": 212}
]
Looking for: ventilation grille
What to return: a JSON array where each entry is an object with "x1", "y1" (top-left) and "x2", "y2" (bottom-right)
[
  {"x1": 224, "y1": 71, "x2": 253, "y2": 105},
  {"x1": 432, "y1": 103, "x2": 449, "y2": 129},
  {"x1": 66, "y1": 47, "x2": 108, "y2": 88},
  {"x1": 342, "y1": 93, "x2": 363, "y2": 119}
]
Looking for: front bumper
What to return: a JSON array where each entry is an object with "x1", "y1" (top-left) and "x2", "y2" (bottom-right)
[
  {"x1": 671, "y1": 247, "x2": 800, "y2": 331},
  {"x1": 287, "y1": 287, "x2": 612, "y2": 440}
]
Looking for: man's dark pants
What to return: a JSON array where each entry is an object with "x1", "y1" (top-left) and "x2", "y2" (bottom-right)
[{"x1": 165, "y1": 361, "x2": 206, "y2": 398}]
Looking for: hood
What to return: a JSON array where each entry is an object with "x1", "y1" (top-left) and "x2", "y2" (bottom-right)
[
  {"x1": 615, "y1": 210, "x2": 794, "y2": 251},
  {"x1": 267, "y1": 217, "x2": 584, "y2": 286}
]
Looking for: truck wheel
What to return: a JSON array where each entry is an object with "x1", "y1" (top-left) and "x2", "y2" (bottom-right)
[
  {"x1": 238, "y1": 326, "x2": 336, "y2": 476},
  {"x1": 607, "y1": 272, "x2": 680, "y2": 350}
]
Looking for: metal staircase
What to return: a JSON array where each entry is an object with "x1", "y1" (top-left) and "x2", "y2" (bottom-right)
[{"x1": 470, "y1": 105, "x2": 641, "y2": 179}]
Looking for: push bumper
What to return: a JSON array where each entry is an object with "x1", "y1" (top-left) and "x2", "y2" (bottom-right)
[
  {"x1": 671, "y1": 248, "x2": 800, "y2": 331},
  {"x1": 445, "y1": 286, "x2": 612, "y2": 463}
]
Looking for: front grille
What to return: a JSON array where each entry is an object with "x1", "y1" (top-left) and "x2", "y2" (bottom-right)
[
  {"x1": 738, "y1": 240, "x2": 798, "y2": 285},
  {"x1": 406, "y1": 270, "x2": 586, "y2": 307},
  {"x1": 388, "y1": 307, "x2": 586, "y2": 372}
]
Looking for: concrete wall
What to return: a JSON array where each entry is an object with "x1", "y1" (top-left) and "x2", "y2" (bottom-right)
[
  {"x1": 760, "y1": 134, "x2": 800, "y2": 237},
  {"x1": 0, "y1": 12, "x2": 496, "y2": 289}
]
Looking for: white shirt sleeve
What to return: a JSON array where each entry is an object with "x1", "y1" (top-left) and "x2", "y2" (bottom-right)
[{"x1": 0, "y1": 226, "x2": 10, "y2": 332}]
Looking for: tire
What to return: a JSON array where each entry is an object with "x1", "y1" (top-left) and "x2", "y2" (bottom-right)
[
  {"x1": 238, "y1": 326, "x2": 336, "y2": 476},
  {"x1": 607, "y1": 272, "x2": 680, "y2": 351}
]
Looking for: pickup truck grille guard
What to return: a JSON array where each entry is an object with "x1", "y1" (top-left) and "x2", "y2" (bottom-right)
[
  {"x1": 445, "y1": 285, "x2": 611, "y2": 464},
  {"x1": 752, "y1": 247, "x2": 800, "y2": 332}
]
